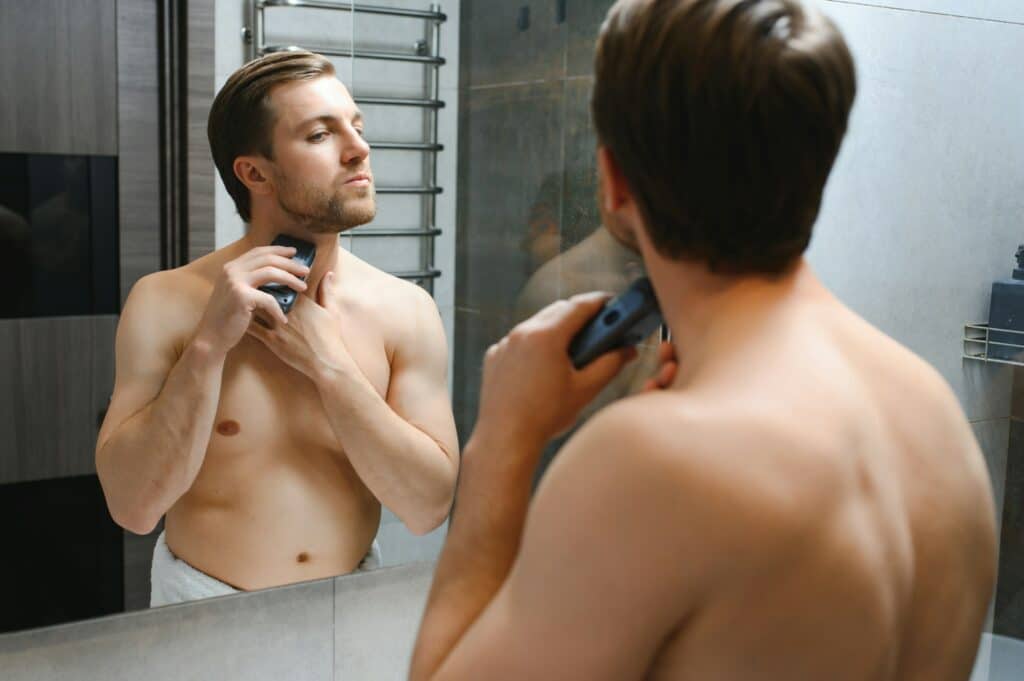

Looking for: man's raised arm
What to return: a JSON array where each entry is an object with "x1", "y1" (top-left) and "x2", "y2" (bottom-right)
[{"x1": 96, "y1": 245, "x2": 310, "y2": 533}]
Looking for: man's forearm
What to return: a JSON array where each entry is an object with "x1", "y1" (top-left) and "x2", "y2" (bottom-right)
[
  {"x1": 409, "y1": 430, "x2": 541, "y2": 680},
  {"x1": 316, "y1": 366, "x2": 457, "y2": 534},
  {"x1": 96, "y1": 339, "x2": 226, "y2": 533}
]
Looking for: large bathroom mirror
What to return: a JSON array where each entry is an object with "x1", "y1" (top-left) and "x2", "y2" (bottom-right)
[
  {"x1": 0, "y1": 0, "x2": 653, "y2": 634},
  {"x1": 1, "y1": 6, "x2": 1022, "y2": 679}
]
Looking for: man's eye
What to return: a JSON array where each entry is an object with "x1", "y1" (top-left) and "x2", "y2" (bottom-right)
[
  {"x1": 355, "y1": 128, "x2": 365, "y2": 138},
  {"x1": 308, "y1": 132, "x2": 329, "y2": 142}
]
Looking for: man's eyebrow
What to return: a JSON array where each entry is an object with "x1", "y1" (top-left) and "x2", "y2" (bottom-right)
[
  {"x1": 296, "y1": 114, "x2": 338, "y2": 130},
  {"x1": 297, "y1": 111, "x2": 364, "y2": 130}
]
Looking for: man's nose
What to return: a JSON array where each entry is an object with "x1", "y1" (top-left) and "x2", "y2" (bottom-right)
[{"x1": 341, "y1": 130, "x2": 370, "y2": 165}]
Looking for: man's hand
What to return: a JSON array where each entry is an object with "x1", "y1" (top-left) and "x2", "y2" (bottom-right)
[
  {"x1": 194, "y1": 245, "x2": 310, "y2": 356},
  {"x1": 245, "y1": 271, "x2": 362, "y2": 383},
  {"x1": 641, "y1": 341, "x2": 678, "y2": 392},
  {"x1": 475, "y1": 292, "x2": 637, "y2": 450}
]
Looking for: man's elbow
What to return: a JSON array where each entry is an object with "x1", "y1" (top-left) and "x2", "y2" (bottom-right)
[
  {"x1": 97, "y1": 466, "x2": 162, "y2": 535},
  {"x1": 111, "y1": 506, "x2": 161, "y2": 536},
  {"x1": 404, "y1": 497, "x2": 452, "y2": 536}
]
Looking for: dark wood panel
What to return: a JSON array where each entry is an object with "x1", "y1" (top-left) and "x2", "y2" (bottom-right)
[
  {"x1": 117, "y1": 0, "x2": 163, "y2": 299},
  {"x1": 0, "y1": 316, "x2": 117, "y2": 485},
  {"x1": 187, "y1": 0, "x2": 217, "y2": 261},
  {"x1": 68, "y1": 0, "x2": 119, "y2": 155},
  {"x1": 0, "y1": 0, "x2": 117, "y2": 155}
]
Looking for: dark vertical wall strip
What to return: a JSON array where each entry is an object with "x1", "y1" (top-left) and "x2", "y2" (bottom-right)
[
  {"x1": 118, "y1": 0, "x2": 164, "y2": 297},
  {"x1": 157, "y1": 0, "x2": 188, "y2": 269},
  {"x1": 187, "y1": 0, "x2": 217, "y2": 261},
  {"x1": 90, "y1": 156, "x2": 120, "y2": 315}
]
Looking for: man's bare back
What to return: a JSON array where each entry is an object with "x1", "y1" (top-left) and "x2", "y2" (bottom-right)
[
  {"x1": 412, "y1": 267, "x2": 996, "y2": 680},
  {"x1": 610, "y1": 284, "x2": 997, "y2": 680}
]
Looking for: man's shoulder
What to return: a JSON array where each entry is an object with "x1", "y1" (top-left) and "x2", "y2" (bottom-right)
[
  {"x1": 341, "y1": 248, "x2": 433, "y2": 305},
  {"x1": 553, "y1": 392, "x2": 830, "y2": 543}
]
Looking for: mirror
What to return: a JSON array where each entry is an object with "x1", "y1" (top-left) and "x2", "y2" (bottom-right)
[{"x1": 1, "y1": 6, "x2": 1021, "y2": 676}]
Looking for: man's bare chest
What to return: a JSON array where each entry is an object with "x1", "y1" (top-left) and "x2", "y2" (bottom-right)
[{"x1": 207, "y1": 318, "x2": 392, "y2": 455}]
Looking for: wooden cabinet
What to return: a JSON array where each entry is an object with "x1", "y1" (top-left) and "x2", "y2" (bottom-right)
[{"x1": 0, "y1": 0, "x2": 118, "y2": 156}]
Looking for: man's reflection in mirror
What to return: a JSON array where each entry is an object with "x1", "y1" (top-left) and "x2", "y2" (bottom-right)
[
  {"x1": 516, "y1": 170, "x2": 661, "y2": 479},
  {"x1": 94, "y1": 51, "x2": 459, "y2": 607}
]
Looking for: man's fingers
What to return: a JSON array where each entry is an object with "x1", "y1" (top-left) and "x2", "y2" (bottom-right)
[
  {"x1": 531, "y1": 291, "x2": 613, "y2": 341},
  {"x1": 657, "y1": 341, "x2": 676, "y2": 363},
  {"x1": 656, "y1": 361, "x2": 677, "y2": 388},
  {"x1": 577, "y1": 345, "x2": 637, "y2": 390},
  {"x1": 317, "y1": 270, "x2": 336, "y2": 309},
  {"x1": 246, "y1": 266, "x2": 309, "y2": 292},
  {"x1": 246, "y1": 254, "x2": 311, "y2": 278},
  {"x1": 238, "y1": 245, "x2": 297, "y2": 264},
  {"x1": 250, "y1": 291, "x2": 289, "y2": 328}
]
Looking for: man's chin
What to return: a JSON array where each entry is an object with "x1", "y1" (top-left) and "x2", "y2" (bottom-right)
[{"x1": 307, "y1": 203, "x2": 377, "y2": 235}]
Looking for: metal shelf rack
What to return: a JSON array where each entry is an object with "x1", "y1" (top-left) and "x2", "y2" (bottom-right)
[
  {"x1": 244, "y1": 0, "x2": 447, "y2": 290},
  {"x1": 962, "y1": 323, "x2": 1024, "y2": 367}
]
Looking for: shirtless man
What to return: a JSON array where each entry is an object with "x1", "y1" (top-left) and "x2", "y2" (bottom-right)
[
  {"x1": 95, "y1": 51, "x2": 459, "y2": 605},
  {"x1": 411, "y1": 1, "x2": 997, "y2": 679}
]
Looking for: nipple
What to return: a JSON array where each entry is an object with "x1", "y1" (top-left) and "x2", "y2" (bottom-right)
[{"x1": 216, "y1": 420, "x2": 241, "y2": 436}]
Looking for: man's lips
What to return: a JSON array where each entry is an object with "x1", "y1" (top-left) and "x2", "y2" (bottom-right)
[{"x1": 345, "y1": 174, "x2": 371, "y2": 186}]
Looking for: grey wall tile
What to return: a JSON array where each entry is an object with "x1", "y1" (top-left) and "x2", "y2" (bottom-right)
[
  {"x1": 567, "y1": 0, "x2": 613, "y2": 77},
  {"x1": 333, "y1": 562, "x2": 435, "y2": 681},
  {"x1": 376, "y1": 520, "x2": 448, "y2": 567},
  {"x1": 987, "y1": 634, "x2": 1024, "y2": 681},
  {"x1": 0, "y1": 578, "x2": 335, "y2": 681},
  {"x1": 823, "y1": 0, "x2": 1024, "y2": 25},
  {"x1": 456, "y1": 80, "x2": 566, "y2": 312},
  {"x1": 560, "y1": 76, "x2": 600, "y2": 250},
  {"x1": 808, "y1": 2, "x2": 1024, "y2": 421},
  {"x1": 460, "y1": 0, "x2": 567, "y2": 87},
  {"x1": 452, "y1": 306, "x2": 485, "y2": 443}
]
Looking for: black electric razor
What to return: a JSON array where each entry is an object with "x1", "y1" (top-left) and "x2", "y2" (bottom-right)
[
  {"x1": 568, "y1": 277, "x2": 663, "y2": 369},
  {"x1": 259, "y1": 234, "x2": 317, "y2": 314}
]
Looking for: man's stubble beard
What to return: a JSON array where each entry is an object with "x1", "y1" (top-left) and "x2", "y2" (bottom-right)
[{"x1": 275, "y1": 171, "x2": 376, "y2": 235}]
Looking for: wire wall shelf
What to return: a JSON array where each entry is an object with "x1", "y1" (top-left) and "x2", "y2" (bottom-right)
[{"x1": 962, "y1": 323, "x2": 1024, "y2": 368}]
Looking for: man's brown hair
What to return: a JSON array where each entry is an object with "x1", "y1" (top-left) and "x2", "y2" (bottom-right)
[
  {"x1": 208, "y1": 51, "x2": 335, "y2": 222},
  {"x1": 592, "y1": 0, "x2": 856, "y2": 274}
]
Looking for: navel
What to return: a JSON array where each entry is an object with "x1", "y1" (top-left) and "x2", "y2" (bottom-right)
[
  {"x1": 216, "y1": 419, "x2": 241, "y2": 436},
  {"x1": 296, "y1": 552, "x2": 310, "y2": 564}
]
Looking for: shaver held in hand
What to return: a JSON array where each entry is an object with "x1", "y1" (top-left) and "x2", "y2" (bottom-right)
[
  {"x1": 568, "y1": 277, "x2": 663, "y2": 369},
  {"x1": 259, "y1": 234, "x2": 317, "y2": 315}
]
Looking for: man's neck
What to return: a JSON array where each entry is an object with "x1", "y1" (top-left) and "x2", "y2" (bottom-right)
[
  {"x1": 645, "y1": 255, "x2": 829, "y2": 387},
  {"x1": 243, "y1": 216, "x2": 342, "y2": 298}
]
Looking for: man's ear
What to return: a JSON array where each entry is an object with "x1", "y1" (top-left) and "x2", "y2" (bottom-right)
[
  {"x1": 233, "y1": 155, "x2": 274, "y2": 197},
  {"x1": 597, "y1": 145, "x2": 632, "y2": 213}
]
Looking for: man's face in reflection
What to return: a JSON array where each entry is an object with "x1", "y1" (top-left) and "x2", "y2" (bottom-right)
[{"x1": 266, "y1": 76, "x2": 376, "y2": 234}]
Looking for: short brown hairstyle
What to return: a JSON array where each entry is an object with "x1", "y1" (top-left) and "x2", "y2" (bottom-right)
[
  {"x1": 208, "y1": 51, "x2": 335, "y2": 222},
  {"x1": 592, "y1": 0, "x2": 856, "y2": 274}
]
